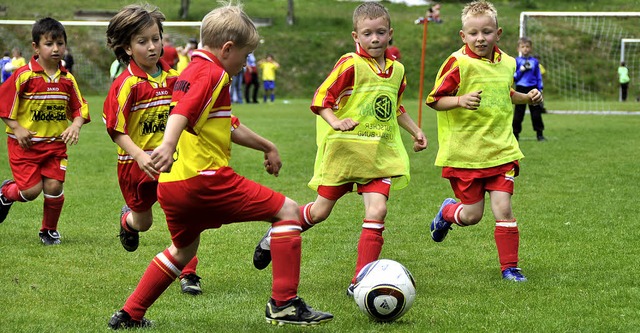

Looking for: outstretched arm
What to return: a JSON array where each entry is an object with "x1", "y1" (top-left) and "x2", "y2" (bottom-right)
[
  {"x1": 318, "y1": 107, "x2": 359, "y2": 131},
  {"x1": 150, "y1": 114, "x2": 188, "y2": 173},
  {"x1": 231, "y1": 123, "x2": 282, "y2": 177}
]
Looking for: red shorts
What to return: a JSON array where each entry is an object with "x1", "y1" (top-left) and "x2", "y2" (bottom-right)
[
  {"x1": 157, "y1": 167, "x2": 286, "y2": 248},
  {"x1": 443, "y1": 162, "x2": 519, "y2": 205},
  {"x1": 317, "y1": 178, "x2": 391, "y2": 201},
  {"x1": 7, "y1": 139, "x2": 67, "y2": 189},
  {"x1": 117, "y1": 162, "x2": 158, "y2": 212}
]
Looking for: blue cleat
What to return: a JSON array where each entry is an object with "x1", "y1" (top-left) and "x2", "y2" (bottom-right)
[
  {"x1": 430, "y1": 198, "x2": 457, "y2": 242},
  {"x1": 502, "y1": 267, "x2": 527, "y2": 282}
]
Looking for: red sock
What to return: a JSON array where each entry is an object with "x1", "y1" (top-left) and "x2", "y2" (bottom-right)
[
  {"x1": 494, "y1": 220, "x2": 520, "y2": 271},
  {"x1": 120, "y1": 211, "x2": 136, "y2": 233},
  {"x1": 443, "y1": 202, "x2": 463, "y2": 225},
  {"x1": 41, "y1": 194, "x2": 64, "y2": 231},
  {"x1": 180, "y1": 256, "x2": 199, "y2": 278},
  {"x1": 270, "y1": 220, "x2": 302, "y2": 304},
  {"x1": 123, "y1": 249, "x2": 184, "y2": 321},
  {"x1": 352, "y1": 220, "x2": 384, "y2": 283},
  {"x1": 2, "y1": 181, "x2": 26, "y2": 202},
  {"x1": 299, "y1": 202, "x2": 315, "y2": 231}
]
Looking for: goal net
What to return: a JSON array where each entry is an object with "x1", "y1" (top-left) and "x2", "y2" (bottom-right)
[
  {"x1": 520, "y1": 12, "x2": 640, "y2": 112},
  {"x1": 0, "y1": 20, "x2": 201, "y2": 95}
]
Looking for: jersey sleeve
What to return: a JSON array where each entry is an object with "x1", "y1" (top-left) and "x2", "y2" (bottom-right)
[
  {"x1": 426, "y1": 55, "x2": 460, "y2": 106},
  {"x1": 103, "y1": 76, "x2": 135, "y2": 140},
  {"x1": 310, "y1": 54, "x2": 355, "y2": 114}
]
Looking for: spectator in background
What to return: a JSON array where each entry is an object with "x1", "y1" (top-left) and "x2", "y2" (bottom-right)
[
  {"x1": 109, "y1": 58, "x2": 125, "y2": 81},
  {"x1": 244, "y1": 52, "x2": 259, "y2": 103},
  {"x1": 618, "y1": 61, "x2": 630, "y2": 102},
  {"x1": 429, "y1": 3, "x2": 442, "y2": 23},
  {"x1": 0, "y1": 51, "x2": 11, "y2": 83},
  {"x1": 258, "y1": 54, "x2": 280, "y2": 103},
  {"x1": 63, "y1": 48, "x2": 74, "y2": 73},
  {"x1": 161, "y1": 34, "x2": 179, "y2": 69},
  {"x1": 513, "y1": 37, "x2": 545, "y2": 141},
  {"x1": 176, "y1": 38, "x2": 198, "y2": 73},
  {"x1": 10, "y1": 47, "x2": 26, "y2": 71},
  {"x1": 387, "y1": 39, "x2": 401, "y2": 61},
  {"x1": 231, "y1": 68, "x2": 244, "y2": 103}
]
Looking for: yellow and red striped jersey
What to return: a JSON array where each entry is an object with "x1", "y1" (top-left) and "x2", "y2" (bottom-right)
[
  {"x1": 311, "y1": 45, "x2": 407, "y2": 117},
  {"x1": 103, "y1": 59, "x2": 179, "y2": 163},
  {"x1": 0, "y1": 55, "x2": 90, "y2": 142},
  {"x1": 159, "y1": 50, "x2": 233, "y2": 183}
]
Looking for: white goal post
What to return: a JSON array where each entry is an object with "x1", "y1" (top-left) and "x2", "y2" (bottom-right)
[{"x1": 519, "y1": 12, "x2": 640, "y2": 111}]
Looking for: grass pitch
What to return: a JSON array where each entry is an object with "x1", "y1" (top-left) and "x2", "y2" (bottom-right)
[{"x1": 0, "y1": 97, "x2": 638, "y2": 332}]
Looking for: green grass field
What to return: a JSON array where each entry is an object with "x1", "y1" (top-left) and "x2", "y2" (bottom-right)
[{"x1": 0, "y1": 96, "x2": 639, "y2": 332}]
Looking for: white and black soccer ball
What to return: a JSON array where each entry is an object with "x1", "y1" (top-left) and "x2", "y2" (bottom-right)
[{"x1": 352, "y1": 259, "x2": 416, "y2": 322}]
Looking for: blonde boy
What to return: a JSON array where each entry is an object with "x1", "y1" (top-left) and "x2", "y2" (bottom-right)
[{"x1": 426, "y1": 0, "x2": 542, "y2": 282}]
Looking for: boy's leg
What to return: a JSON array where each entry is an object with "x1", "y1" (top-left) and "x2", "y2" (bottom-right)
[
  {"x1": 512, "y1": 104, "x2": 526, "y2": 140},
  {"x1": 529, "y1": 103, "x2": 545, "y2": 140}
]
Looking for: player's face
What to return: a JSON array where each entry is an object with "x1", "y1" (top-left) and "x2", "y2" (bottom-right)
[
  {"x1": 33, "y1": 33, "x2": 66, "y2": 69},
  {"x1": 222, "y1": 43, "x2": 254, "y2": 76},
  {"x1": 460, "y1": 15, "x2": 502, "y2": 59},
  {"x1": 126, "y1": 23, "x2": 162, "y2": 74},
  {"x1": 352, "y1": 16, "x2": 393, "y2": 61},
  {"x1": 518, "y1": 43, "x2": 532, "y2": 57}
]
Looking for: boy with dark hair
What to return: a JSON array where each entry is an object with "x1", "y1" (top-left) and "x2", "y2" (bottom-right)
[
  {"x1": 103, "y1": 3, "x2": 202, "y2": 295},
  {"x1": 513, "y1": 36, "x2": 545, "y2": 141},
  {"x1": 0, "y1": 17, "x2": 91, "y2": 245}
]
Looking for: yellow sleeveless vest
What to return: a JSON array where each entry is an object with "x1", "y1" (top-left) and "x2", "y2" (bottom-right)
[
  {"x1": 309, "y1": 53, "x2": 410, "y2": 190},
  {"x1": 435, "y1": 49, "x2": 523, "y2": 168}
]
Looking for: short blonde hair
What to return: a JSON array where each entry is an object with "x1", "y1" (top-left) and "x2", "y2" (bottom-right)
[
  {"x1": 352, "y1": 2, "x2": 391, "y2": 31},
  {"x1": 200, "y1": 3, "x2": 259, "y2": 50},
  {"x1": 461, "y1": 0, "x2": 498, "y2": 27}
]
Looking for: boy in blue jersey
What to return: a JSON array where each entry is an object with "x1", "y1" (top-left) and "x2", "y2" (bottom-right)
[
  {"x1": 512, "y1": 37, "x2": 545, "y2": 141},
  {"x1": 426, "y1": 0, "x2": 542, "y2": 282}
]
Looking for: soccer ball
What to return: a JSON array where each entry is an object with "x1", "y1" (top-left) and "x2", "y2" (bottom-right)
[{"x1": 352, "y1": 259, "x2": 416, "y2": 322}]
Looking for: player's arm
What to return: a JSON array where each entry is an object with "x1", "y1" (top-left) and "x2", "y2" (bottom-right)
[
  {"x1": 231, "y1": 123, "x2": 282, "y2": 177},
  {"x1": 397, "y1": 113, "x2": 427, "y2": 152},
  {"x1": 60, "y1": 116, "x2": 84, "y2": 146},
  {"x1": 1, "y1": 117, "x2": 35, "y2": 149},
  {"x1": 318, "y1": 108, "x2": 358, "y2": 131},
  {"x1": 151, "y1": 113, "x2": 188, "y2": 173},
  {"x1": 113, "y1": 133, "x2": 159, "y2": 179},
  {"x1": 511, "y1": 88, "x2": 543, "y2": 105}
]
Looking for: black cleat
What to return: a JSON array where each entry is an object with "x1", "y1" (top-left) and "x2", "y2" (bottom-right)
[
  {"x1": 0, "y1": 179, "x2": 15, "y2": 223},
  {"x1": 180, "y1": 273, "x2": 203, "y2": 295},
  {"x1": 265, "y1": 297, "x2": 333, "y2": 326},
  {"x1": 108, "y1": 309, "x2": 152, "y2": 330},
  {"x1": 119, "y1": 205, "x2": 139, "y2": 252},
  {"x1": 253, "y1": 228, "x2": 272, "y2": 270}
]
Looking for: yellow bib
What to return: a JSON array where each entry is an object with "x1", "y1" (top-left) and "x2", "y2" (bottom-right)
[{"x1": 309, "y1": 53, "x2": 410, "y2": 190}]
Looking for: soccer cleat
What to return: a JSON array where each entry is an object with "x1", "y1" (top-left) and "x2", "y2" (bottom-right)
[
  {"x1": 346, "y1": 283, "x2": 355, "y2": 297},
  {"x1": 265, "y1": 297, "x2": 333, "y2": 326},
  {"x1": 0, "y1": 179, "x2": 15, "y2": 223},
  {"x1": 253, "y1": 228, "x2": 272, "y2": 270},
  {"x1": 180, "y1": 273, "x2": 203, "y2": 295},
  {"x1": 537, "y1": 135, "x2": 547, "y2": 142},
  {"x1": 430, "y1": 198, "x2": 457, "y2": 242},
  {"x1": 108, "y1": 309, "x2": 152, "y2": 330},
  {"x1": 502, "y1": 267, "x2": 528, "y2": 282},
  {"x1": 118, "y1": 205, "x2": 139, "y2": 252},
  {"x1": 39, "y1": 230, "x2": 61, "y2": 246}
]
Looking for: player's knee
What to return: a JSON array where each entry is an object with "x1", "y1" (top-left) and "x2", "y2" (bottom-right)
[
  {"x1": 278, "y1": 197, "x2": 300, "y2": 222},
  {"x1": 366, "y1": 205, "x2": 387, "y2": 221}
]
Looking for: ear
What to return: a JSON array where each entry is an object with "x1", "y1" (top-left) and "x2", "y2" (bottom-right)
[
  {"x1": 388, "y1": 28, "x2": 394, "y2": 40},
  {"x1": 459, "y1": 30, "x2": 465, "y2": 43},
  {"x1": 32, "y1": 41, "x2": 38, "y2": 54},
  {"x1": 351, "y1": 31, "x2": 358, "y2": 43},
  {"x1": 124, "y1": 45, "x2": 133, "y2": 56},
  {"x1": 221, "y1": 41, "x2": 234, "y2": 59},
  {"x1": 496, "y1": 27, "x2": 503, "y2": 41}
]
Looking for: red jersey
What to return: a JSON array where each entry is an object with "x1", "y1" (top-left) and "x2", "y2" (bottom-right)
[{"x1": 0, "y1": 55, "x2": 90, "y2": 142}]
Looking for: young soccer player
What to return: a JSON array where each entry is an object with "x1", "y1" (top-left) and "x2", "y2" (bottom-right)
[
  {"x1": 107, "y1": 4, "x2": 333, "y2": 329},
  {"x1": 426, "y1": 0, "x2": 542, "y2": 282},
  {"x1": 252, "y1": 2, "x2": 428, "y2": 295},
  {"x1": 103, "y1": 4, "x2": 203, "y2": 296},
  {"x1": 258, "y1": 54, "x2": 280, "y2": 102},
  {"x1": 0, "y1": 17, "x2": 90, "y2": 245},
  {"x1": 512, "y1": 37, "x2": 545, "y2": 141}
]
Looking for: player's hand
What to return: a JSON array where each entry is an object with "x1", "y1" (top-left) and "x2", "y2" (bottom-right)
[
  {"x1": 14, "y1": 127, "x2": 36, "y2": 149},
  {"x1": 528, "y1": 89, "x2": 543, "y2": 105},
  {"x1": 60, "y1": 124, "x2": 81, "y2": 145},
  {"x1": 330, "y1": 118, "x2": 359, "y2": 132},
  {"x1": 458, "y1": 90, "x2": 482, "y2": 110},
  {"x1": 136, "y1": 153, "x2": 160, "y2": 180},
  {"x1": 412, "y1": 131, "x2": 428, "y2": 152},
  {"x1": 263, "y1": 149, "x2": 282, "y2": 177},
  {"x1": 150, "y1": 144, "x2": 175, "y2": 173}
]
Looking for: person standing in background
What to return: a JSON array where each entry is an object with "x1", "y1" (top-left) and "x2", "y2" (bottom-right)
[
  {"x1": 161, "y1": 34, "x2": 179, "y2": 69},
  {"x1": 258, "y1": 54, "x2": 279, "y2": 102},
  {"x1": 244, "y1": 52, "x2": 259, "y2": 103},
  {"x1": 618, "y1": 61, "x2": 630, "y2": 102},
  {"x1": 512, "y1": 37, "x2": 545, "y2": 141}
]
